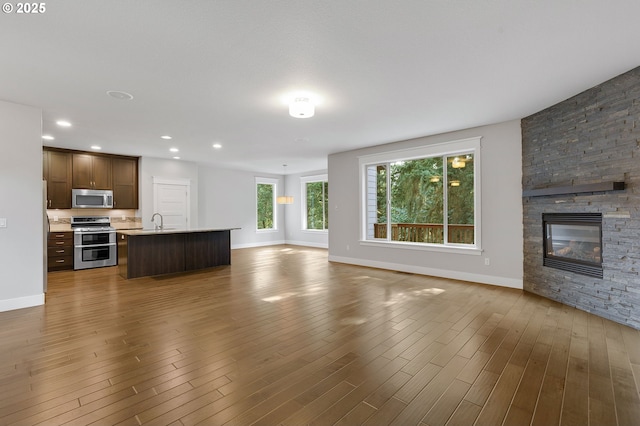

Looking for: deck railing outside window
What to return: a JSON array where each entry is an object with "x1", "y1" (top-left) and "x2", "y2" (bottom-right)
[{"x1": 373, "y1": 223, "x2": 474, "y2": 244}]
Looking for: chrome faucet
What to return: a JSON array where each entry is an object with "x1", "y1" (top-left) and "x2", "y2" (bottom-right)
[{"x1": 151, "y1": 213, "x2": 164, "y2": 230}]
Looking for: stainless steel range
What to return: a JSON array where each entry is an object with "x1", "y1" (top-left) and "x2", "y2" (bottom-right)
[{"x1": 72, "y1": 216, "x2": 117, "y2": 270}]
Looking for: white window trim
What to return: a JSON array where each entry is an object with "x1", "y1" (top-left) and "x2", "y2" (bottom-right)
[
  {"x1": 358, "y1": 136, "x2": 482, "y2": 254},
  {"x1": 301, "y1": 174, "x2": 328, "y2": 232},
  {"x1": 255, "y1": 177, "x2": 278, "y2": 232}
]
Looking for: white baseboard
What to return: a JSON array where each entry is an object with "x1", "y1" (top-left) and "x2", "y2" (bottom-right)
[
  {"x1": 232, "y1": 240, "x2": 328, "y2": 250},
  {"x1": 0, "y1": 293, "x2": 45, "y2": 312},
  {"x1": 232, "y1": 240, "x2": 286, "y2": 249},
  {"x1": 327, "y1": 255, "x2": 523, "y2": 289}
]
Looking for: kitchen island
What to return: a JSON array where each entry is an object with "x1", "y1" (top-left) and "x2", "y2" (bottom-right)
[{"x1": 117, "y1": 228, "x2": 238, "y2": 279}]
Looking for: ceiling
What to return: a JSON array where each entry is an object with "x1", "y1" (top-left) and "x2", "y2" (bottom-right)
[{"x1": 1, "y1": 1, "x2": 639, "y2": 175}]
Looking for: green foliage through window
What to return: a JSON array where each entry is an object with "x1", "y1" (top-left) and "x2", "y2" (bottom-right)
[
  {"x1": 257, "y1": 183, "x2": 274, "y2": 230},
  {"x1": 305, "y1": 180, "x2": 328, "y2": 230},
  {"x1": 367, "y1": 153, "x2": 475, "y2": 245}
]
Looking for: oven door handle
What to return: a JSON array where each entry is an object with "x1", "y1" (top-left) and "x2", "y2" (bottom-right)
[{"x1": 75, "y1": 243, "x2": 117, "y2": 249}]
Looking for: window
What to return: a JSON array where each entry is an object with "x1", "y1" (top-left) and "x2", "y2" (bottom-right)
[
  {"x1": 359, "y1": 137, "x2": 481, "y2": 253},
  {"x1": 256, "y1": 177, "x2": 277, "y2": 231},
  {"x1": 301, "y1": 174, "x2": 328, "y2": 231}
]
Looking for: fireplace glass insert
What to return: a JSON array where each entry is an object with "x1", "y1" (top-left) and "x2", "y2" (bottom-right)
[{"x1": 543, "y1": 213, "x2": 603, "y2": 278}]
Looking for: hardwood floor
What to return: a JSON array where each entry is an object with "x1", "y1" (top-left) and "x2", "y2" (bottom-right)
[{"x1": 1, "y1": 245, "x2": 640, "y2": 425}]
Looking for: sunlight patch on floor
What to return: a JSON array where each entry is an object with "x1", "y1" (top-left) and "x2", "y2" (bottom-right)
[
  {"x1": 262, "y1": 292, "x2": 298, "y2": 302},
  {"x1": 339, "y1": 317, "x2": 367, "y2": 326}
]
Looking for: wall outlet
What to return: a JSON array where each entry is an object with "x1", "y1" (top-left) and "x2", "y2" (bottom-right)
[
  {"x1": 0, "y1": 218, "x2": 6, "y2": 228},
  {"x1": 122, "y1": 215, "x2": 126, "y2": 221},
  {"x1": 484, "y1": 257, "x2": 490, "y2": 266},
  {"x1": 53, "y1": 215, "x2": 59, "y2": 222}
]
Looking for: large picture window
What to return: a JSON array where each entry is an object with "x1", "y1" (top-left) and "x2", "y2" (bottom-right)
[
  {"x1": 360, "y1": 137, "x2": 481, "y2": 252},
  {"x1": 301, "y1": 175, "x2": 328, "y2": 231},
  {"x1": 256, "y1": 177, "x2": 277, "y2": 231}
]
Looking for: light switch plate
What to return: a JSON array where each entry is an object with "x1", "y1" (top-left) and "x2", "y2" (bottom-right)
[{"x1": 0, "y1": 218, "x2": 6, "y2": 228}]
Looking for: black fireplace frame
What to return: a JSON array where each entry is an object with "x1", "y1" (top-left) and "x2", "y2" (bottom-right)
[{"x1": 542, "y1": 213, "x2": 603, "y2": 278}]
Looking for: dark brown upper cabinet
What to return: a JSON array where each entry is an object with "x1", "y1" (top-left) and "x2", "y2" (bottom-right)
[
  {"x1": 72, "y1": 153, "x2": 112, "y2": 190},
  {"x1": 44, "y1": 147, "x2": 139, "y2": 209},
  {"x1": 112, "y1": 157, "x2": 139, "y2": 209},
  {"x1": 43, "y1": 149, "x2": 73, "y2": 209}
]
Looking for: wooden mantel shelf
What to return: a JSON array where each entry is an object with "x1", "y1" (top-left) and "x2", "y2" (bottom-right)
[{"x1": 522, "y1": 181, "x2": 625, "y2": 197}]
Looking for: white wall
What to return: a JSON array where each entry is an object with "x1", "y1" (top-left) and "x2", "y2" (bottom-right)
[
  {"x1": 328, "y1": 120, "x2": 523, "y2": 289},
  {"x1": 139, "y1": 157, "x2": 199, "y2": 229},
  {"x1": 0, "y1": 100, "x2": 44, "y2": 311},
  {"x1": 198, "y1": 165, "x2": 286, "y2": 248},
  {"x1": 284, "y1": 170, "x2": 329, "y2": 248}
]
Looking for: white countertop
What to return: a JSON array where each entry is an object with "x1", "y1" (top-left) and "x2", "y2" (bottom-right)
[{"x1": 117, "y1": 227, "x2": 239, "y2": 236}]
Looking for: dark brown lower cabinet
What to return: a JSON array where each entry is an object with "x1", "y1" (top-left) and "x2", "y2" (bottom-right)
[
  {"x1": 48, "y1": 231, "x2": 73, "y2": 271},
  {"x1": 117, "y1": 230, "x2": 231, "y2": 279}
]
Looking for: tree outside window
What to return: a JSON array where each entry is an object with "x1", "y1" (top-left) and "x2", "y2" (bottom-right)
[
  {"x1": 256, "y1": 179, "x2": 276, "y2": 230},
  {"x1": 302, "y1": 175, "x2": 328, "y2": 231}
]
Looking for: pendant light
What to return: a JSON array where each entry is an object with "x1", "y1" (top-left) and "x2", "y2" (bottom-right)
[{"x1": 277, "y1": 164, "x2": 294, "y2": 204}]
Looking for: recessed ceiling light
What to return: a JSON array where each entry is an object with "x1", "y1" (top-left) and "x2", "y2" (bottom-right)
[
  {"x1": 173, "y1": 156, "x2": 180, "y2": 160},
  {"x1": 161, "y1": 135, "x2": 172, "y2": 140},
  {"x1": 170, "y1": 147, "x2": 179, "y2": 152},
  {"x1": 91, "y1": 145, "x2": 102, "y2": 150},
  {"x1": 212, "y1": 143, "x2": 222, "y2": 149},
  {"x1": 56, "y1": 120, "x2": 72, "y2": 127},
  {"x1": 42, "y1": 135, "x2": 55, "y2": 141},
  {"x1": 107, "y1": 90, "x2": 134, "y2": 100}
]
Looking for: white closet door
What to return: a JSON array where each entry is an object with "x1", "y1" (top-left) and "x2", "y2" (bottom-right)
[{"x1": 153, "y1": 178, "x2": 190, "y2": 229}]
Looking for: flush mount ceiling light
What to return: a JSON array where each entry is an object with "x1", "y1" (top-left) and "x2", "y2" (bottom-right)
[
  {"x1": 107, "y1": 90, "x2": 134, "y2": 101},
  {"x1": 56, "y1": 120, "x2": 72, "y2": 127},
  {"x1": 170, "y1": 147, "x2": 179, "y2": 153},
  {"x1": 289, "y1": 97, "x2": 315, "y2": 118},
  {"x1": 42, "y1": 135, "x2": 54, "y2": 141},
  {"x1": 161, "y1": 135, "x2": 172, "y2": 140},
  {"x1": 212, "y1": 143, "x2": 222, "y2": 149},
  {"x1": 91, "y1": 145, "x2": 102, "y2": 150}
]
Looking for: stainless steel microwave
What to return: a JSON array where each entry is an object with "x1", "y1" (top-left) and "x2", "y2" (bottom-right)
[{"x1": 72, "y1": 189, "x2": 113, "y2": 209}]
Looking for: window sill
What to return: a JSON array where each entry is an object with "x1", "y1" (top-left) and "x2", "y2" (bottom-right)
[
  {"x1": 256, "y1": 229, "x2": 278, "y2": 233},
  {"x1": 359, "y1": 240, "x2": 482, "y2": 255},
  {"x1": 302, "y1": 229, "x2": 328, "y2": 234}
]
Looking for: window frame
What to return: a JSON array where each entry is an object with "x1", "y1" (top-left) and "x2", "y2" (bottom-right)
[
  {"x1": 301, "y1": 174, "x2": 329, "y2": 232},
  {"x1": 358, "y1": 137, "x2": 482, "y2": 255},
  {"x1": 255, "y1": 177, "x2": 278, "y2": 232}
]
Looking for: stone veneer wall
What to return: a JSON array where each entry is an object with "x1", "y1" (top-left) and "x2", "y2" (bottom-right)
[{"x1": 522, "y1": 66, "x2": 640, "y2": 330}]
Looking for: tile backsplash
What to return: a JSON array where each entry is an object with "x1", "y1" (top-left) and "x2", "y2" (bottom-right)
[{"x1": 47, "y1": 209, "x2": 142, "y2": 231}]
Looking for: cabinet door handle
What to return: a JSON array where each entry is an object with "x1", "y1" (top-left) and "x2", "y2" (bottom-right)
[
  {"x1": 55, "y1": 260, "x2": 65, "y2": 263},
  {"x1": 48, "y1": 200, "x2": 51, "y2": 207},
  {"x1": 56, "y1": 250, "x2": 65, "y2": 253},
  {"x1": 55, "y1": 241, "x2": 65, "y2": 245},
  {"x1": 55, "y1": 234, "x2": 65, "y2": 237}
]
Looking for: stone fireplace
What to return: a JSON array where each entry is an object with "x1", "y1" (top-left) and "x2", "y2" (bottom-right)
[{"x1": 522, "y1": 66, "x2": 640, "y2": 330}]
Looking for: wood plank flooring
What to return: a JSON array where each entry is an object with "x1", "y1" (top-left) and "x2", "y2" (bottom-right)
[{"x1": 1, "y1": 245, "x2": 640, "y2": 425}]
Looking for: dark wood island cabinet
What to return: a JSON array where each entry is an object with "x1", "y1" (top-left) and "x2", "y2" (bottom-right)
[{"x1": 117, "y1": 228, "x2": 236, "y2": 279}]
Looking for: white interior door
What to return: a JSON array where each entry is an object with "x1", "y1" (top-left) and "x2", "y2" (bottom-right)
[{"x1": 153, "y1": 177, "x2": 190, "y2": 229}]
